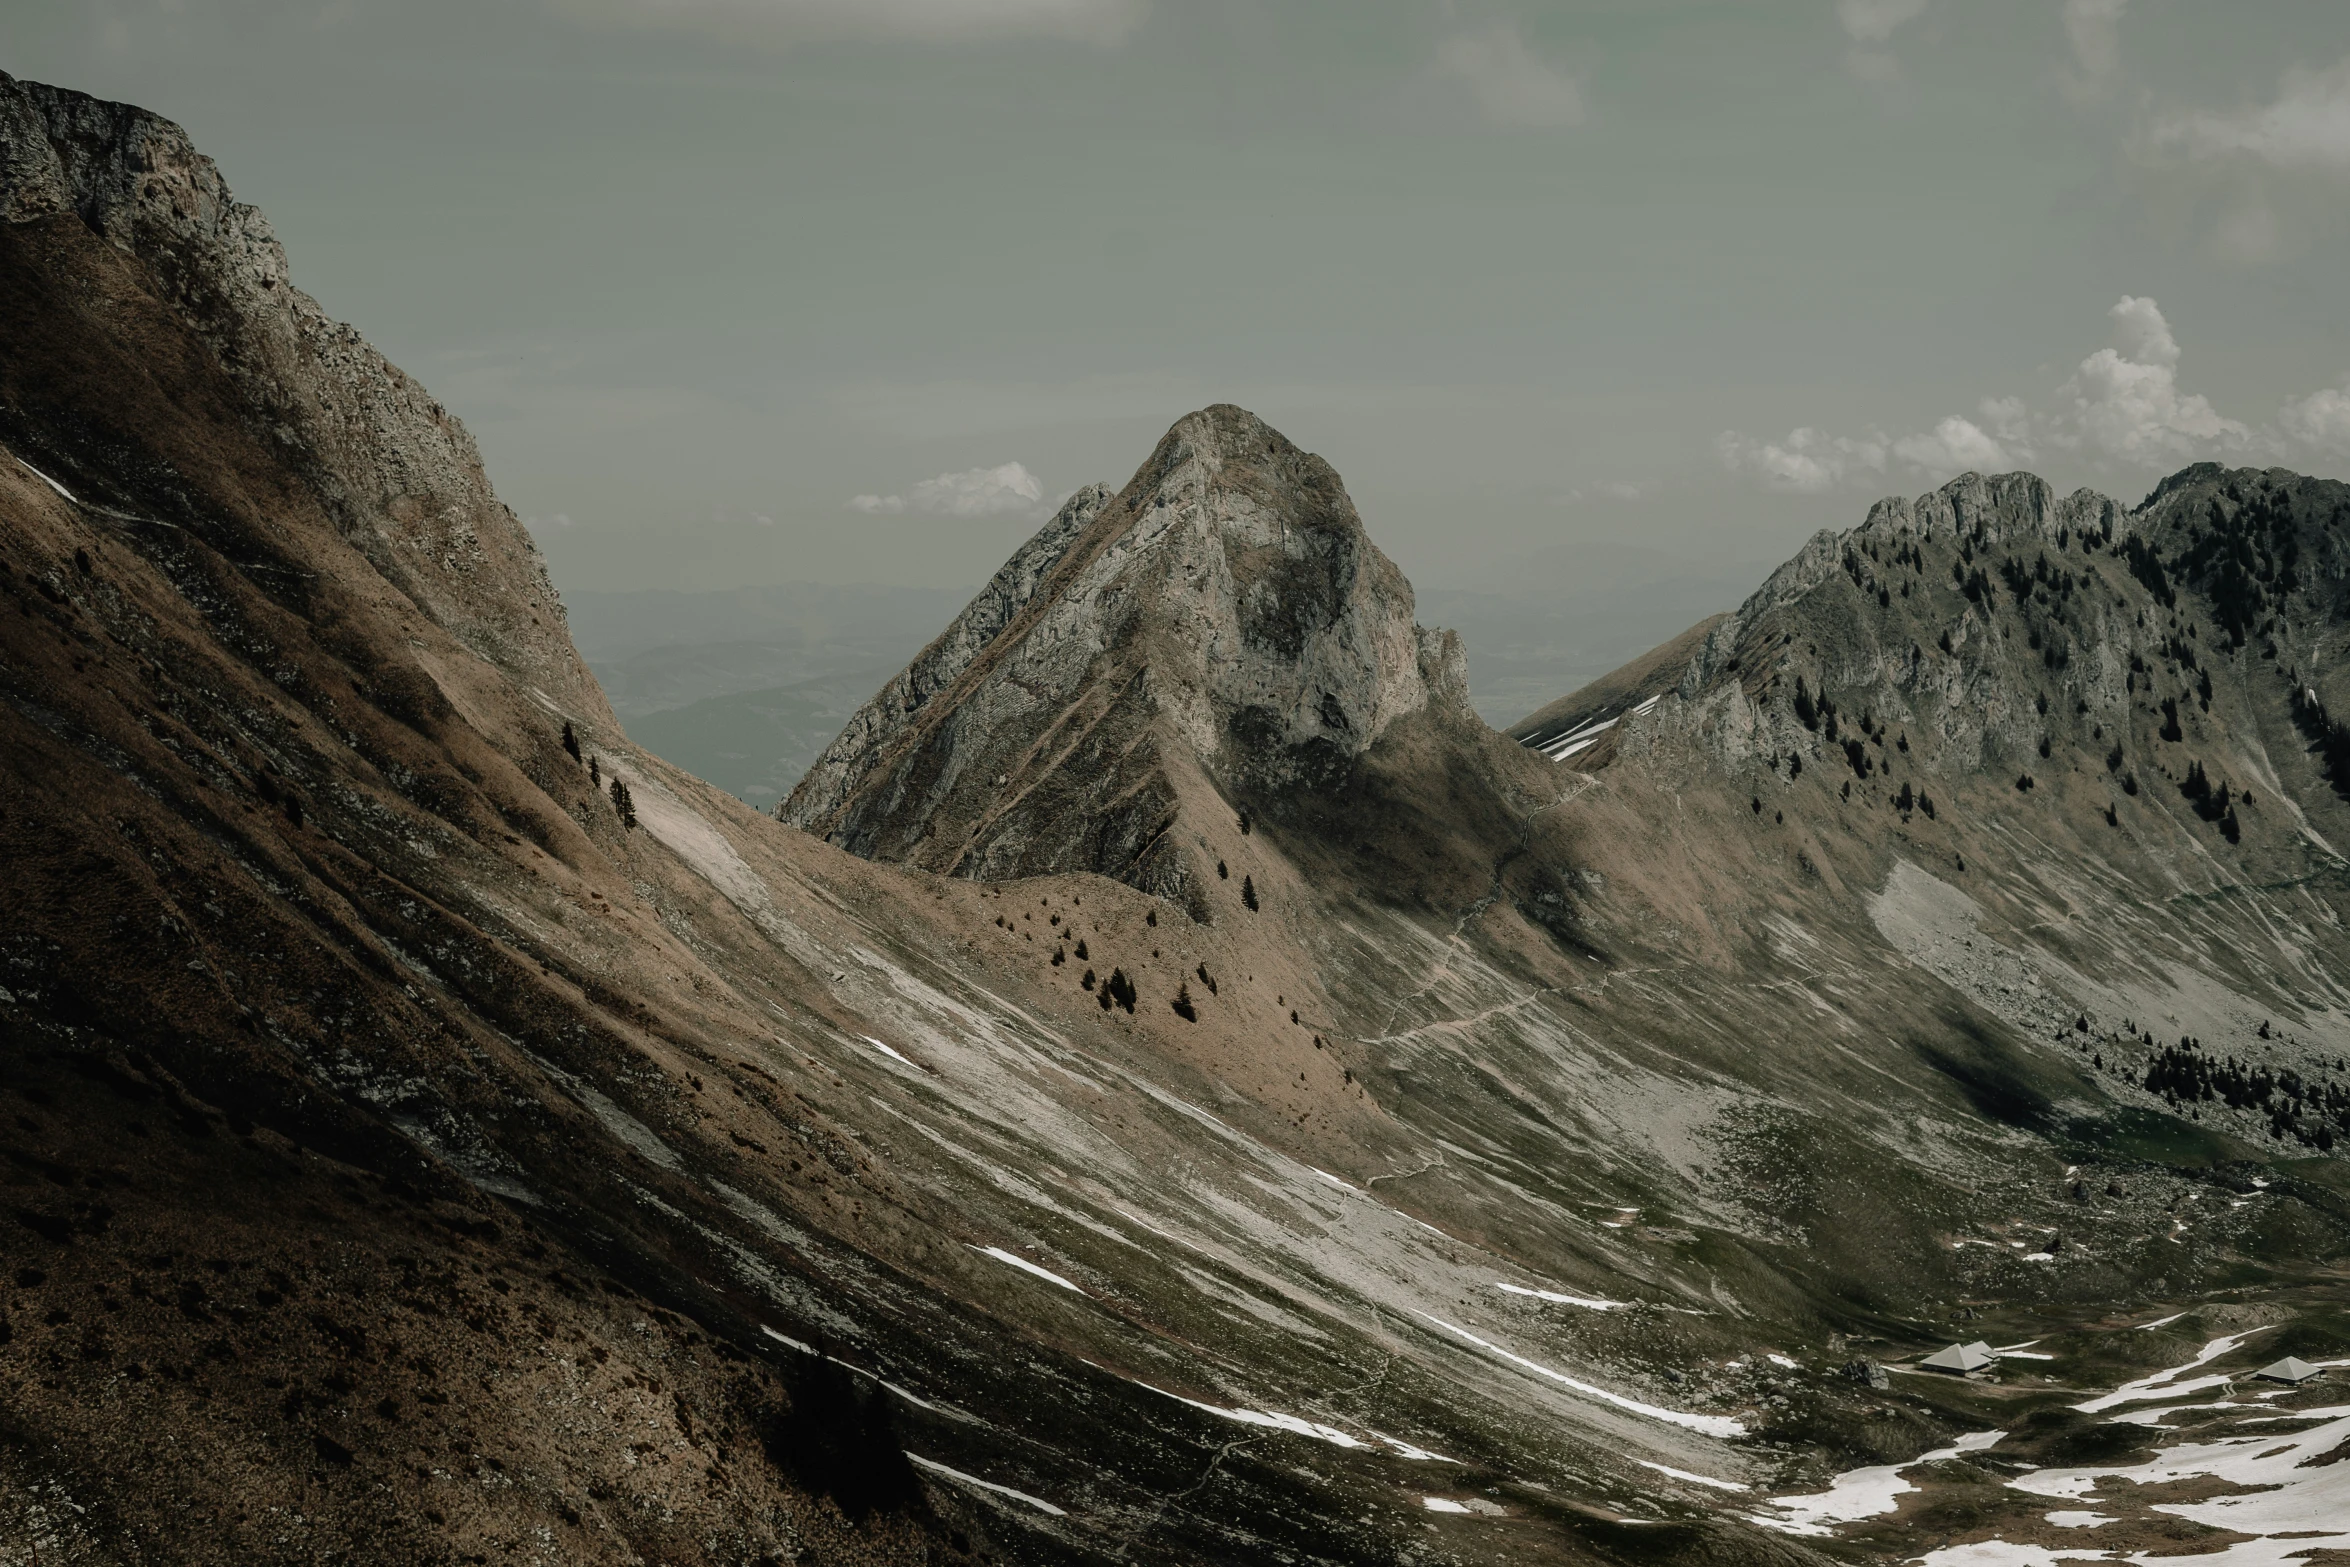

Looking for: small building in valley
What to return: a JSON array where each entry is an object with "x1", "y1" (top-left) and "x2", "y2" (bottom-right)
[{"x1": 1922, "y1": 1341, "x2": 1996, "y2": 1374}]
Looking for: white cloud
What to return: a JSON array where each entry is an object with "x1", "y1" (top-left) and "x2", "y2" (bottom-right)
[
  {"x1": 1890, "y1": 413, "x2": 2015, "y2": 477},
  {"x1": 1716, "y1": 428, "x2": 1886, "y2": 493},
  {"x1": 1715, "y1": 297, "x2": 2290, "y2": 493},
  {"x1": 1837, "y1": 0, "x2": 1924, "y2": 83},
  {"x1": 1436, "y1": 22, "x2": 1585, "y2": 129},
  {"x1": 851, "y1": 461, "x2": 1044, "y2": 518},
  {"x1": 1843, "y1": 46, "x2": 1903, "y2": 88},
  {"x1": 2105, "y1": 293, "x2": 2177, "y2": 367},
  {"x1": 2282, "y1": 387, "x2": 2350, "y2": 456},
  {"x1": 1976, "y1": 395, "x2": 2032, "y2": 446},
  {"x1": 1837, "y1": 0, "x2": 1925, "y2": 45},
  {"x1": 2058, "y1": 0, "x2": 2128, "y2": 101},
  {"x1": 2211, "y1": 200, "x2": 2281, "y2": 265},
  {"x1": 2061, "y1": 295, "x2": 2253, "y2": 462},
  {"x1": 546, "y1": 0, "x2": 1145, "y2": 47},
  {"x1": 2150, "y1": 56, "x2": 2350, "y2": 171}
]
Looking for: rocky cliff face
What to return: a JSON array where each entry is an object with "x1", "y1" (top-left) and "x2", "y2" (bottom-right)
[
  {"x1": 784, "y1": 404, "x2": 1469, "y2": 905},
  {"x1": 0, "y1": 72, "x2": 605, "y2": 725},
  {"x1": 1518, "y1": 459, "x2": 2350, "y2": 1167}
]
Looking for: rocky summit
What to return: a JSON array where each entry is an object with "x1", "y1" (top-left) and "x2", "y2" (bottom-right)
[
  {"x1": 784, "y1": 407, "x2": 1469, "y2": 914},
  {"x1": 5, "y1": 71, "x2": 2350, "y2": 1567}
]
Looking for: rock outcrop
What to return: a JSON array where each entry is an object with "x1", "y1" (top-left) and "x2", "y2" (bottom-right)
[
  {"x1": 784, "y1": 404, "x2": 1469, "y2": 903},
  {"x1": 0, "y1": 71, "x2": 605, "y2": 724}
]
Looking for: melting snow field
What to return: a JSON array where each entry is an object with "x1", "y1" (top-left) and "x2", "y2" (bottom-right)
[
  {"x1": 2004, "y1": 1405, "x2": 2350, "y2": 1559},
  {"x1": 1527, "y1": 696, "x2": 1660, "y2": 763},
  {"x1": 2072, "y1": 1331, "x2": 2268, "y2": 1413},
  {"x1": 1762, "y1": 1331, "x2": 2350, "y2": 1565},
  {"x1": 1750, "y1": 1430, "x2": 2005, "y2": 1536},
  {"x1": 16, "y1": 457, "x2": 76, "y2": 502}
]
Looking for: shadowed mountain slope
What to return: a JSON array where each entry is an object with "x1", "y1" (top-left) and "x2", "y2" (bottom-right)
[{"x1": 7, "y1": 70, "x2": 2350, "y2": 1567}]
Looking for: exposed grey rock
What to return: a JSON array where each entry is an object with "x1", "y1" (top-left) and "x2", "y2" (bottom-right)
[
  {"x1": 786, "y1": 483, "x2": 1114, "y2": 823},
  {"x1": 783, "y1": 404, "x2": 1464, "y2": 901}
]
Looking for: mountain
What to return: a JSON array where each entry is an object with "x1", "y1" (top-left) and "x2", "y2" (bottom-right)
[
  {"x1": 782, "y1": 418, "x2": 1473, "y2": 913},
  {"x1": 5, "y1": 71, "x2": 2349, "y2": 1567}
]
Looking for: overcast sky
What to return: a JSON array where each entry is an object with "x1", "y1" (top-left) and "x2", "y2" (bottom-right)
[{"x1": 8, "y1": 1, "x2": 2350, "y2": 599}]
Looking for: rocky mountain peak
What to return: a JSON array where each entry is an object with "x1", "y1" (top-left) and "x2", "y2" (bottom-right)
[{"x1": 784, "y1": 403, "x2": 1466, "y2": 904}]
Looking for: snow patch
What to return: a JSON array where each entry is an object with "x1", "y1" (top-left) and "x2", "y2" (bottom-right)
[
  {"x1": 1129, "y1": 1378, "x2": 1398, "y2": 1454},
  {"x1": 1638, "y1": 1460, "x2": 1748, "y2": 1492},
  {"x1": 1751, "y1": 1429, "x2": 2003, "y2": 1536},
  {"x1": 861, "y1": 1034, "x2": 916, "y2": 1068},
  {"x1": 2072, "y1": 1330, "x2": 2268, "y2": 1413},
  {"x1": 1997, "y1": 1405, "x2": 2350, "y2": 1560},
  {"x1": 1495, "y1": 1282, "x2": 1629, "y2": 1311},
  {"x1": 1415, "y1": 1313, "x2": 1745, "y2": 1438},
  {"x1": 15, "y1": 458, "x2": 75, "y2": 502},
  {"x1": 905, "y1": 1453, "x2": 1066, "y2": 1517},
  {"x1": 969, "y1": 1245, "x2": 1084, "y2": 1293}
]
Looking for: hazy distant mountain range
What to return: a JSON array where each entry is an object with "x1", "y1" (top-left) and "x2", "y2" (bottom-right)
[{"x1": 582, "y1": 552, "x2": 1773, "y2": 806}]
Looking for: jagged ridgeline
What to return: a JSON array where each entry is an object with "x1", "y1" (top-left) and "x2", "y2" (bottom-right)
[
  {"x1": 11, "y1": 64, "x2": 2350, "y2": 1567},
  {"x1": 1509, "y1": 462, "x2": 2350, "y2": 1160}
]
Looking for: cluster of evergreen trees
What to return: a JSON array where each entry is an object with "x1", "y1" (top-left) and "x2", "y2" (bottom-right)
[
  {"x1": 2169, "y1": 490, "x2": 2310, "y2": 649},
  {"x1": 2121, "y1": 535, "x2": 2176, "y2": 608},
  {"x1": 1095, "y1": 967, "x2": 1137, "y2": 1013},
  {"x1": 560, "y1": 720, "x2": 636, "y2": 830},
  {"x1": 1792, "y1": 678, "x2": 1901, "y2": 784},
  {"x1": 2290, "y1": 685, "x2": 2350, "y2": 804},
  {"x1": 2178, "y1": 761, "x2": 2243, "y2": 842},
  {"x1": 2141, "y1": 1038, "x2": 2345, "y2": 1150}
]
